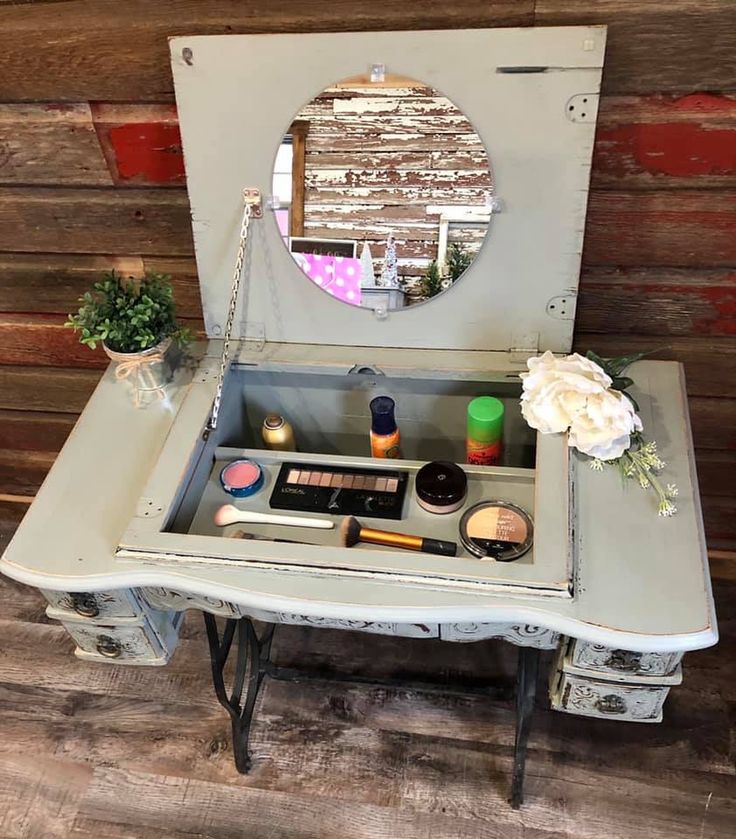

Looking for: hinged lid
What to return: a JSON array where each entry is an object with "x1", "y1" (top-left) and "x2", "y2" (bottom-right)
[{"x1": 171, "y1": 27, "x2": 606, "y2": 353}]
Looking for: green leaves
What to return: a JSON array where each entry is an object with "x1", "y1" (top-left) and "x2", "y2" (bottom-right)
[
  {"x1": 421, "y1": 260, "x2": 443, "y2": 299},
  {"x1": 65, "y1": 270, "x2": 191, "y2": 354},
  {"x1": 585, "y1": 348, "x2": 647, "y2": 411}
]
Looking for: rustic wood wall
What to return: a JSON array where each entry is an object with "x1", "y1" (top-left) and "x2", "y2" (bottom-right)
[
  {"x1": 300, "y1": 81, "x2": 492, "y2": 281},
  {"x1": 0, "y1": 2, "x2": 734, "y2": 548}
]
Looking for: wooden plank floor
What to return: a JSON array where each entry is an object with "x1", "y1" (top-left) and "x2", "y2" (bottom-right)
[{"x1": 0, "y1": 526, "x2": 734, "y2": 837}]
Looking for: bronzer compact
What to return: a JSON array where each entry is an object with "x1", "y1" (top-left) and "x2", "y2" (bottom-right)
[
  {"x1": 118, "y1": 27, "x2": 605, "y2": 600},
  {"x1": 459, "y1": 502, "x2": 534, "y2": 562}
]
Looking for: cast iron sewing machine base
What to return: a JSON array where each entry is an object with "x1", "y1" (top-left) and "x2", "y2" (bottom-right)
[{"x1": 204, "y1": 614, "x2": 540, "y2": 808}]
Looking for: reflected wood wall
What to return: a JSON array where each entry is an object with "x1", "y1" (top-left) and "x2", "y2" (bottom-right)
[
  {"x1": 299, "y1": 82, "x2": 492, "y2": 279},
  {"x1": 0, "y1": 1, "x2": 734, "y2": 549}
]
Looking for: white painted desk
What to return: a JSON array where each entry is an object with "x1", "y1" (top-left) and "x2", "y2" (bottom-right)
[{"x1": 0, "y1": 354, "x2": 717, "y2": 805}]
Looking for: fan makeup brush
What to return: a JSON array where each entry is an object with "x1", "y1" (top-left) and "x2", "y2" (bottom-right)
[
  {"x1": 213, "y1": 504, "x2": 334, "y2": 530},
  {"x1": 340, "y1": 516, "x2": 457, "y2": 557}
]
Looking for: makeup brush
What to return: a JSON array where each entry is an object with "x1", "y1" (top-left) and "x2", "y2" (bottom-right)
[
  {"x1": 213, "y1": 504, "x2": 334, "y2": 530},
  {"x1": 231, "y1": 530, "x2": 316, "y2": 545},
  {"x1": 340, "y1": 516, "x2": 457, "y2": 557}
]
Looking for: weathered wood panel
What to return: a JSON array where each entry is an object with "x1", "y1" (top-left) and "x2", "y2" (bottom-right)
[
  {"x1": 688, "y1": 398, "x2": 736, "y2": 452},
  {"x1": 0, "y1": 315, "x2": 109, "y2": 368},
  {"x1": 695, "y1": 450, "x2": 736, "y2": 498},
  {"x1": 2, "y1": 93, "x2": 732, "y2": 192},
  {"x1": 0, "y1": 103, "x2": 112, "y2": 186},
  {"x1": 0, "y1": 254, "x2": 202, "y2": 317},
  {"x1": 0, "y1": 94, "x2": 727, "y2": 192},
  {"x1": 0, "y1": 188, "x2": 194, "y2": 255},
  {"x1": 0, "y1": 2, "x2": 733, "y2": 99},
  {"x1": 577, "y1": 268, "x2": 736, "y2": 337},
  {"x1": 0, "y1": 366, "x2": 101, "y2": 413},
  {"x1": 583, "y1": 192, "x2": 736, "y2": 267},
  {"x1": 0, "y1": 2, "x2": 534, "y2": 101},
  {"x1": 594, "y1": 94, "x2": 736, "y2": 190},
  {"x1": 536, "y1": 0, "x2": 736, "y2": 94},
  {"x1": 0, "y1": 315, "x2": 203, "y2": 368},
  {"x1": 572, "y1": 333, "x2": 736, "y2": 399},
  {"x1": 702, "y1": 496, "x2": 736, "y2": 551},
  {"x1": 0, "y1": 449, "x2": 58, "y2": 497},
  {"x1": 2, "y1": 187, "x2": 733, "y2": 267},
  {"x1": 0, "y1": 410, "x2": 76, "y2": 452}
]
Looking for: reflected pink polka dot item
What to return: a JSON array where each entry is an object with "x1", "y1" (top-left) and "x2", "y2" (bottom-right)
[{"x1": 299, "y1": 253, "x2": 362, "y2": 305}]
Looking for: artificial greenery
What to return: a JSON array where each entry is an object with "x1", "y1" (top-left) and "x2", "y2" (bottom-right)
[
  {"x1": 420, "y1": 260, "x2": 443, "y2": 299},
  {"x1": 585, "y1": 349, "x2": 648, "y2": 411},
  {"x1": 584, "y1": 350, "x2": 678, "y2": 516},
  {"x1": 446, "y1": 242, "x2": 472, "y2": 283},
  {"x1": 66, "y1": 271, "x2": 192, "y2": 353}
]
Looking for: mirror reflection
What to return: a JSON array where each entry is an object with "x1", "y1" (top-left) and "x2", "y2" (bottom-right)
[{"x1": 272, "y1": 74, "x2": 493, "y2": 310}]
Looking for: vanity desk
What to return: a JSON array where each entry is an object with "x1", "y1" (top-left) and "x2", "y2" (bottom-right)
[{"x1": 0, "y1": 27, "x2": 717, "y2": 808}]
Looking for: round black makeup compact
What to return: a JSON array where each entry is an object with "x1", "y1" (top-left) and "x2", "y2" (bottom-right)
[
  {"x1": 415, "y1": 461, "x2": 468, "y2": 515},
  {"x1": 459, "y1": 501, "x2": 534, "y2": 561}
]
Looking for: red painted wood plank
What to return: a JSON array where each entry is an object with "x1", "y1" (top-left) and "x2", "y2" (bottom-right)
[
  {"x1": 594, "y1": 94, "x2": 736, "y2": 189},
  {"x1": 578, "y1": 268, "x2": 736, "y2": 336},
  {"x1": 91, "y1": 104, "x2": 185, "y2": 186}
]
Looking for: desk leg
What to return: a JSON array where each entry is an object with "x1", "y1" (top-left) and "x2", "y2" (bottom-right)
[
  {"x1": 204, "y1": 613, "x2": 275, "y2": 773},
  {"x1": 510, "y1": 646, "x2": 540, "y2": 809}
]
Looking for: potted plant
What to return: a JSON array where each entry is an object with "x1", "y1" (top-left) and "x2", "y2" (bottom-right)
[{"x1": 66, "y1": 270, "x2": 192, "y2": 403}]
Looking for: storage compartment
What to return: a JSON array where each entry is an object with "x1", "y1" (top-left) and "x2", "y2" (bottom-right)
[
  {"x1": 206, "y1": 366, "x2": 535, "y2": 467},
  {"x1": 168, "y1": 364, "x2": 536, "y2": 535},
  {"x1": 120, "y1": 357, "x2": 574, "y2": 598}
]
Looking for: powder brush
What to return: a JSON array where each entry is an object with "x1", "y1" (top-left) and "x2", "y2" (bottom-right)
[
  {"x1": 340, "y1": 516, "x2": 457, "y2": 557},
  {"x1": 214, "y1": 504, "x2": 334, "y2": 530}
]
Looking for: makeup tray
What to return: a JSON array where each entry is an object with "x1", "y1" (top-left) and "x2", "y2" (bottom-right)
[{"x1": 117, "y1": 27, "x2": 607, "y2": 600}]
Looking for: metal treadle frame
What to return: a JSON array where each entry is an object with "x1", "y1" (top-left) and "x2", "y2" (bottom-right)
[{"x1": 204, "y1": 614, "x2": 540, "y2": 805}]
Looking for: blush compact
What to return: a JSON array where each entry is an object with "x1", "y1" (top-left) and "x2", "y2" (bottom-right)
[
  {"x1": 220, "y1": 459, "x2": 264, "y2": 498},
  {"x1": 459, "y1": 501, "x2": 534, "y2": 561},
  {"x1": 415, "y1": 461, "x2": 467, "y2": 515}
]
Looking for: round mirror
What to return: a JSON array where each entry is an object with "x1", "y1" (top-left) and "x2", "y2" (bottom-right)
[{"x1": 272, "y1": 74, "x2": 493, "y2": 311}]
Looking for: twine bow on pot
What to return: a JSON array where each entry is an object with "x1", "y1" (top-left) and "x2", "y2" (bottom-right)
[{"x1": 108, "y1": 339, "x2": 172, "y2": 408}]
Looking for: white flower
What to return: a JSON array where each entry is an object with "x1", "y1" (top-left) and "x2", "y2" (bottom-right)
[
  {"x1": 658, "y1": 499, "x2": 677, "y2": 517},
  {"x1": 567, "y1": 389, "x2": 643, "y2": 460},
  {"x1": 520, "y1": 351, "x2": 612, "y2": 434}
]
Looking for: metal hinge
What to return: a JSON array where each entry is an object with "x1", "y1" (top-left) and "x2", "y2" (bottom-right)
[
  {"x1": 508, "y1": 331, "x2": 539, "y2": 363},
  {"x1": 546, "y1": 294, "x2": 576, "y2": 321}
]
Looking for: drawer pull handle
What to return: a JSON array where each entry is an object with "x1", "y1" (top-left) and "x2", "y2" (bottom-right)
[
  {"x1": 71, "y1": 592, "x2": 100, "y2": 619},
  {"x1": 96, "y1": 636, "x2": 122, "y2": 658},
  {"x1": 606, "y1": 650, "x2": 642, "y2": 672},
  {"x1": 596, "y1": 694, "x2": 627, "y2": 715}
]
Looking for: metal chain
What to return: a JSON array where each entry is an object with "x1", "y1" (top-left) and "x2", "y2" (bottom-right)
[{"x1": 206, "y1": 197, "x2": 254, "y2": 434}]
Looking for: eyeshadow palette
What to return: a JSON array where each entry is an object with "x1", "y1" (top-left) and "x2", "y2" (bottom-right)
[{"x1": 269, "y1": 462, "x2": 408, "y2": 520}]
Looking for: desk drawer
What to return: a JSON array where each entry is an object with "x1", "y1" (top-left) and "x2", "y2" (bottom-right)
[
  {"x1": 46, "y1": 605, "x2": 183, "y2": 665},
  {"x1": 41, "y1": 588, "x2": 143, "y2": 620},
  {"x1": 568, "y1": 640, "x2": 682, "y2": 679},
  {"x1": 550, "y1": 671, "x2": 670, "y2": 722},
  {"x1": 59, "y1": 620, "x2": 164, "y2": 662}
]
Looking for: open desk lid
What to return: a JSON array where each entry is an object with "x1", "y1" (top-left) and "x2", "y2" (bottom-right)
[{"x1": 171, "y1": 27, "x2": 606, "y2": 354}]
